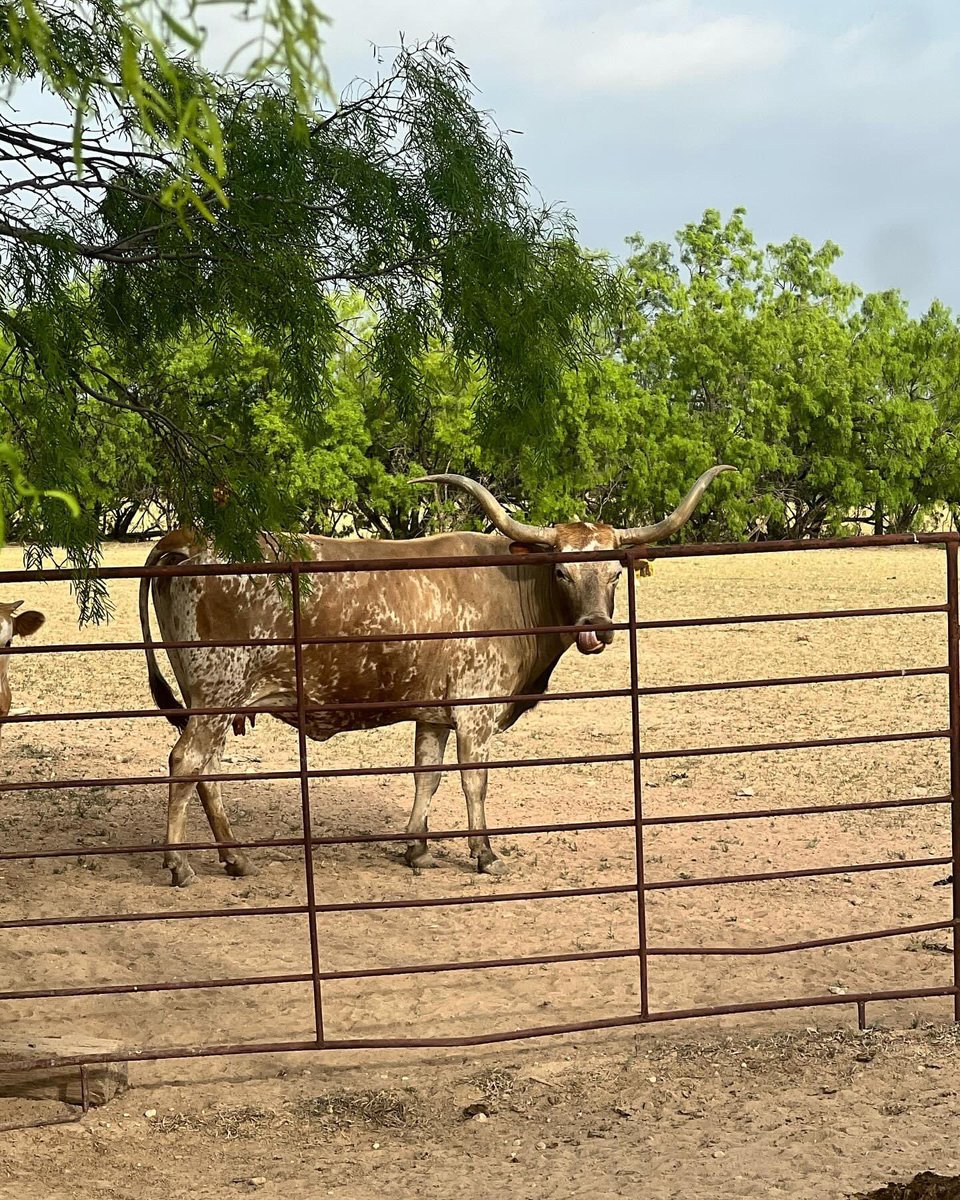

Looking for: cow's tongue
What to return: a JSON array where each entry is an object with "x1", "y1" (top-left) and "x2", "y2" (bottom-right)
[{"x1": 577, "y1": 630, "x2": 603, "y2": 654}]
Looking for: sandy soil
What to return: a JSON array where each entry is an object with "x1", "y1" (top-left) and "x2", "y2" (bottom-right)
[{"x1": 1, "y1": 541, "x2": 960, "y2": 1198}]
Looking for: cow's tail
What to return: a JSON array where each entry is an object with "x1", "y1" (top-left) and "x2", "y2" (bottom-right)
[{"x1": 139, "y1": 541, "x2": 189, "y2": 732}]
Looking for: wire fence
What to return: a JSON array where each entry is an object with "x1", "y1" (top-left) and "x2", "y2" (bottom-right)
[{"x1": 0, "y1": 531, "x2": 958, "y2": 1076}]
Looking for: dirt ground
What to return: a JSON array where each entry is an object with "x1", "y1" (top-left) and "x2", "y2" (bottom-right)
[{"x1": 2, "y1": 541, "x2": 960, "y2": 1198}]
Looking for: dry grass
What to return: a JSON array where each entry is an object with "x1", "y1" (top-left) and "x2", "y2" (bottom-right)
[
  {"x1": 152, "y1": 1104, "x2": 283, "y2": 1138},
  {"x1": 297, "y1": 1089, "x2": 420, "y2": 1131}
]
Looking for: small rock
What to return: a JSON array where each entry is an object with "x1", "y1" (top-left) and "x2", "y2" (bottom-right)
[
  {"x1": 828, "y1": 985, "x2": 847, "y2": 995},
  {"x1": 473, "y1": 1112, "x2": 488, "y2": 1122},
  {"x1": 463, "y1": 1101, "x2": 491, "y2": 1120},
  {"x1": 713, "y1": 1150, "x2": 725, "y2": 1159},
  {"x1": 536, "y1": 1141, "x2": 547, "y2": 1151},
  {"x1": 143, "y1": 1109, "x2": 157, "y2": 1119},
  {"x1": 371, "y1": 1144, "x2": 380, "y2": 1151},
  {"x1": 249, "y1": 1180, "x2": 266, "y2": 1189},
  {"x1": 735, "y1": 788, "x2": 754, "y2": 798}
]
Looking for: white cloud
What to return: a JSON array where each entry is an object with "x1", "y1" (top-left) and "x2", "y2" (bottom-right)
[
  {"x1": 323, "y1": 1, "x2": 797, "y2": 96},
  {"x1": 571, "y1": 13, "x2": 795, "y2": 92}
]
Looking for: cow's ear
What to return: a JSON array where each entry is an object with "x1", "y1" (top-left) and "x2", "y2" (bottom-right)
[
  {"x1": 508, "y1": 542, "x2": 534, "y2": 556},
  {"x1": 13, "y1": 610, "x2": 45, "y2": 638}
]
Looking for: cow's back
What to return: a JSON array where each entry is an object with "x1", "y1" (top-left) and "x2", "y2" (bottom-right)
[{"x1": 149, "y1": 530, "x2": 560, "y2": 737}]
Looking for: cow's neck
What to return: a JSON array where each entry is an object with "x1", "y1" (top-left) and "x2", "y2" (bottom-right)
[{"x1": 522, "y1": 563, "x2": 575, "y2": 672}]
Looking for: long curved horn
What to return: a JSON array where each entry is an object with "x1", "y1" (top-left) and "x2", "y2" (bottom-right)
[
  {"x1": 616, "y1": 465, "x2": 736, "y2": 546},
  {"x1": 411, "y1": 474, "x2": 557, "y2": 547}
]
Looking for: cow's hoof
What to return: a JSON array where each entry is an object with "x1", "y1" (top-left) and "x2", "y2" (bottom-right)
[
  {"x1": 224, "y1": 856, "x2": 256, "y2": 878},
  {"x1": 404, "y1": 845, "x2": 437, "y2": 869},
  {"x1": 477, "y1": 850, "x2": 505, "y2": 876},
  {"x1": 169, "y1": 863, "x2": 196, "y2": 888}
]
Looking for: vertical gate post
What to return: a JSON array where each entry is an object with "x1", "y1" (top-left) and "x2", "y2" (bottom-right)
[
  {"x1": 291, "y1": 566, "x2": 325, "y2": 1044},
  {"x1": 625, "y1": 550, "x2": 650, "y2": 1018},
  {"x1": 945, "y1": 541, "x2": 960, "y2": 1022}
]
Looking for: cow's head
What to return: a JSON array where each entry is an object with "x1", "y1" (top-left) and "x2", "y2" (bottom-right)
[
  {"x1": 0, "y1": 601, "x2": 44, "y2": 731},
  {"x1": 412, "y1": 467, "x2": 734, "y2": 654}
]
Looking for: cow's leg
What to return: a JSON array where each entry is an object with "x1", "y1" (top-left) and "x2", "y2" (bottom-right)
[
  {"x1": 165, "y1": 714, "x2": 232, "y2": 887},
  {"x1": 404, "y1": 722, "x2": 450, "y2": 869},
  {"x1": 197, "y1": 773, "x2": 256, "y2": 878},
  {"x1": 455, "y1": 722, "x2": 503, "y2": 876}
]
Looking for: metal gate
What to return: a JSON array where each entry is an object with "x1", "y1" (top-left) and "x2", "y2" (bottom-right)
[{"x1": 0, "y1": 532, "x2": 958, "y2": 1076}]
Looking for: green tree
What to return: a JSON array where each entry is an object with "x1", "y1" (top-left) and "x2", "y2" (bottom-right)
[{"x1": 0, "y1": 7, "x2": 617, "y2": 614}]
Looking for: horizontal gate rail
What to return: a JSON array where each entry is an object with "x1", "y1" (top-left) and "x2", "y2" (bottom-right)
[
  {"x1": 644, "y1": 855, "x2": 952, "y2": 890},
  {"x1": 0, "y1": 664, "x2": 947, "y2": 725},
  {"x1": 633, "y1": 604, "x2": 947, "y2": 630},
  {"x1": 650, "y1": 918, "x2": 958, "y2": 956},
  {"x1": 643, "y1": 793, "x2": 953, "y2": 826}
]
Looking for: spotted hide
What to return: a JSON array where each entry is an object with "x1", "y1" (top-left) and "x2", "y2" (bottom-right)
[{"x1": 139, "y1": 468, "x2": 732, "y2": 886}]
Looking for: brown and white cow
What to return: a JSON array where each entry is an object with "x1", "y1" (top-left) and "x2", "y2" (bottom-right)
[
  {"x1": 139, "y1": 467, "x2": 732, "y2": 886},
  {"x1": 0, "y1": 601, "x2": 45, "y2": 746}
]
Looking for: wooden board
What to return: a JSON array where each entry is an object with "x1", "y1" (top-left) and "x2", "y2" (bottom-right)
[{"x1": 0, "y1": 1036, "x2": 128, "y2": 1107}]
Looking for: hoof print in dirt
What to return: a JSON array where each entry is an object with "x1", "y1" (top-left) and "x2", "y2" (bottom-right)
[{"x1": 461, "y1": 1101, "x2": 492, "y2": 1121}]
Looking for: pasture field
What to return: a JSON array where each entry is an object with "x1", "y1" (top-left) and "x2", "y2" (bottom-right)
[{"x1": 2, "y1": 542, "x2": 960, "y2": 1198}]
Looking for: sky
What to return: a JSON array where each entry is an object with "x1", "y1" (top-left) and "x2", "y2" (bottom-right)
[
  {"x1": 12, "y1": 1, "x2": 960, "y2": 311},
  {"x1": 311, "y1": 0, "x2": 960, "y2": 312}
]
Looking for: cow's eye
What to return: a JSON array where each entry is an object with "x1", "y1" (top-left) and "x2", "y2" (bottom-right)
[{"x1": 554, "y1": 565, "x2": 572, "y2": 583}]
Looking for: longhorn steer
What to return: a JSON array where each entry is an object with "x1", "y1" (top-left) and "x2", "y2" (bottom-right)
[
  {"x1": 0, "y1": 601, "x2": 45, "y2": 747},
  {"x1": 139, "y1": 467, "x2": 732, "y2": 886}
]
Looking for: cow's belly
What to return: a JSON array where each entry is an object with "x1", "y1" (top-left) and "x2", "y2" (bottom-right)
[{"x1": 272, "y1": 701, "x2": 521, "y2": 742}]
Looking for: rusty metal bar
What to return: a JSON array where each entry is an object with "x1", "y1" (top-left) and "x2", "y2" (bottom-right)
[
  {"x1": 0, "y1": 685, "x2": 631, "y2": 725},
  {"x1": 0, "y1": 727, "x2": 945, "y2": 798},
  {"x1": 0, "y1": 904, "x2": 309, "y2": 930},
  {"x1": 0, "y1": 794, "x2": 949, "y2": 864},
  {"x1": 0, "y1": 530, "x2": 954, "y2": 592},
  {"x1": 642, "y1": 532, "x2": 959, "y2": 557},
  {"x1": 5, "y1": 983, "x2": 956, "y2": 1070},
  {"x1": 643, "y1": 793, "x2": 952, "y2": 827},
  {"x1": 648, "y1": 917, "x2": 956, "y2": 956},
  {"x1": 0, "y1": 545, "x2": 633, "y2": 586},
  {"x1": 625, "y1": 553, "x2": 649, "y2": 1017},
  {"x1": 645, "y1": 854, "x2": 950, "y2": 891},
  {"x1": 1, "y1": 663, "x2": 946, "y2": 726},
  {"x1": 0, "y1": 818, "x2": 636, "y2": 862},
  {"x1": 0, "y1": 883, "x2": 636, "y2": 932},
  {"x1": 0, "y1": 750, "x2": 634, "y2": 795},
  {"x1": 0, "y1": 793, "x2": 950, "y2": 864},
  {"x1": 639, "y1": 727, "x2": 948, "y2": 761},
  {"x1": 0, "y1": 948, "x2": 643, "y2": 1001},
  {"x1": 946, "y1": 541, "x2": 960, "y2": 1023},
  {"x1": 0, "y1": 972, "x2": 314, "y2": 1002},
  {"x1": 0, "y1": 620, "x2": 632, "y2": 658},
  {"x1": 0, "y1": 604, "x2": 942, "y2": 660},
  {"x1": 633, "y1": 604, "x2": 946, "y2": 631},
  {"x1": 637, "y1": 665, "x2": 947, "y2": 696},
  {"x1": 291, "y1": 568, "x2": 324, "y2": 1046}
]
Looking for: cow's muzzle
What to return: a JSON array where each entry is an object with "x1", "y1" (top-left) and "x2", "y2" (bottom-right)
[{"x1": 576, "y1": 617, "x2": 614, "y2": 655}]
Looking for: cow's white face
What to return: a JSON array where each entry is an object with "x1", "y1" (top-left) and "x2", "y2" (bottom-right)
[
  {"x1": 550, "y1": 524, "x2": 624, "y2": 655},
  {"x1": 512, "y1": 523, "x2": 644, "y2": 655},
  {"x1": 0, "y1": 601, "x2": 44, "y2": 743}
]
